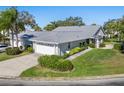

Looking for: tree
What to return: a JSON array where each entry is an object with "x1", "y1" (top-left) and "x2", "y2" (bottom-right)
[
  {"x1": 44, "y1": 24, "x2": 56, "y2": 31},
  {"x1": 104, "y1": 17, "x2": 124, "y2": 41},
  {"x1": 15, "y1": 10, "x2": 37, "y2": 47},
  {"x1": 33, "y1": 24, "x2": 42, "y2": 31},
  {"x1": 91, "y1": 23, "x2": 97, "y2": 26},
  {"x1": 0, "y1": 7, "x2": 38, "y2": 47},
  {"x1": 0, "y1": 33, "x2": 6, "y2": 43},
  {"x1": 0, "y1": 7, "x2": 17, "y2": 47},
  {"x1": 44, "y1": 16, "x2": 85, "y2": 31},
  {"x1": 103, "y1": 19, "x2": 118, "y2": 38}
]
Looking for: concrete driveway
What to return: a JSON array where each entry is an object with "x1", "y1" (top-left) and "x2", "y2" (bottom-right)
[{"x1": 0, "y1": 54, "x2": 39, "y2": 77}]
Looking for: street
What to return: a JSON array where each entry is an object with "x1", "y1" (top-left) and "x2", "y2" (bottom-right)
[{"x1": 1, "y1": 77, "x2": 124, "y2": 86}]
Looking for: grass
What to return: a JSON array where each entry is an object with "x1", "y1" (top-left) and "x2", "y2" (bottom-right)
[
  {"x1": 21, "y1": 49, "x2": 124, "y2": 77},
  {"x1": 0, "y1": 51, "x2": 30, "y2": 62}
]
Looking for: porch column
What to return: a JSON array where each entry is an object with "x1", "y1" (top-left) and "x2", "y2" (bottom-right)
[
  {"x1": 95, "y1": 38, "x2": 100, "y2": 48},
  {"x1": 100, "y1": 38, "x2": 103, "y2": 43},
  {"x1": 55, "y1": 44, "x2": 61, "y2": 56},
  {"x1": 89, "y1": 39, "x2": 93, "y2": 44}
]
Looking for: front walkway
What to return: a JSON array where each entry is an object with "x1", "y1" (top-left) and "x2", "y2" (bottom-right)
[
  {"x1": 66, "y1": 44, "x2": 114, "y2": 60},
  {"x1": 66, "y1": 48, "x2": 93, "y2": 60},
  {"x1": 0, "y1": 54, "x2": 39, "y2": 78},
  {"x1": 100, "y1": 44, "x2": 114, "y2": 49}
]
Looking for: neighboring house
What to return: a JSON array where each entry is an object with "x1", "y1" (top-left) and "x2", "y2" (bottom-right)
[{"x1": 10, "y1": 26, "x2": 105, "y2": 56}]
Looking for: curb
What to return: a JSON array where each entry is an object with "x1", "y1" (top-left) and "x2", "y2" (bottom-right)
[
  {"x1": 0, "y1": 75, "x2": 18, "y2": 79},
  {"x1": 1, "y1": 74, "x2": 124, "y2": 81}
]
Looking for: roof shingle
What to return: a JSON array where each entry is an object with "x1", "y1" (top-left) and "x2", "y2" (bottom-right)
[{"x1": 18, "y1": 26, "x2": 103, "y2": 44}]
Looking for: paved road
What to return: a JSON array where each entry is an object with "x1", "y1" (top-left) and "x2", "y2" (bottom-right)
[
  {"x1": 1, "y1": 77, "x2": 124, "y2": 86},
  {"x1": 0, "y1": 54, "x2": 39, "y2": 77}
]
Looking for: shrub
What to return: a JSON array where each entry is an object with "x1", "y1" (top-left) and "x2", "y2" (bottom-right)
[
  {"x1": 62, "y1": 53, "x2": 70, "y2": 59},
  {"x1": 104, "y1": 39, "x2": 111, "y2": 42},
  {"x1": 51, "y1": 55, "x2": 63, "y2": 59},
  {"x1": 25, "y1": 45, "x2": 31, "y2": 49},
  {"x1": 89, "y1": 43, "x2": 95, "y2": 48},
  {"x1": 38, "y1": 55, "x2": 62, "y2": 69},
  {"x1": 100, "y1": 43, "x2": 105, "y2": 47},
  {"x1": 121, "y1": 43, "x2": 124, "y2": 53},
  {"x1": 114, "y1": 43, "x2": 121, "y2": 50},
  {"x1": 6, "y1": 47, "x2": 21, "y2": 55},
  {"x1": 81, "y1": 46, "x2": 87, "y2": 50},
  {"x1": 27, "y1": 47, "x2": 34, "y2": 53},
  {"x1": 38, "y1": 55, "x2": 74, "y2": 71},
  {"x1": 57, "y1": 59, "x2": 74, "y2": 71},
  {"x1": 62, "y1": 46, "x2": 87, "y2": 58},
  {"x1": 121, "y1": 50, "x2": 124, "y2": 53},
  {"x1": 69, "y1": 47, "x2": 82, "y2": 55}
]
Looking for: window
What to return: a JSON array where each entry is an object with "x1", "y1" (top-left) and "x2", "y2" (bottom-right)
[
  {"x1": 79, "y1": 42, "x2": 85, "y2": 47},
  {"x1": 68, "y1": 43, "x2": 70, "y2": 49},
  {"x1": 36, "y1": 42, "x2": 54, "y2": 47},
  {"x1": 79, "y1": 43, "x2": 82, "y2": 47},
  {"x1": 83, "y1": 42, "x2": 85, "y2": 45}
]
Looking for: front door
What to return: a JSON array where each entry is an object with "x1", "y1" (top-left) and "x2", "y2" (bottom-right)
[{"x1": 86, "y1": 39, "x2": 89, "y2": 44}]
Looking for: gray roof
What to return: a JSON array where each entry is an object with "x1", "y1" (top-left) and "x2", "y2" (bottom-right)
[
  {"x1": 18, "y1": 26, "x2": 103, "y2": 44},
  {"x1": 52, "y1": 25, "x2": 101, "y2": 32}
]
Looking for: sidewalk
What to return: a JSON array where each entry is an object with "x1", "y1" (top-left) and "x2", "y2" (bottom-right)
[{"x1": 66, "y1": 47, "x2": 93, "y2": 60}]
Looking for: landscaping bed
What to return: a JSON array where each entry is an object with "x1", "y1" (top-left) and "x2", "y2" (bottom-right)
[
  {"x1": 63, "y1": 46, "x2": 87, "y2": 58},
  {"x1": 0, "y1": 46, "x2": 33, "y2": 62},
  {"x1": 20, "y1": 49, "x2": 124, "y2": 77},
  {"x1": 0, "y1": 51, "x2": 30, "y2": 62},
  {"x1": 38, "y1": 55, "x2": 74, "y2": 72}
]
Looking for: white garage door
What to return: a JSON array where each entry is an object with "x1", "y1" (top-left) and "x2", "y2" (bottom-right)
[{"x1": 33, "y1": 43, "x2": 55, "y2": 55}]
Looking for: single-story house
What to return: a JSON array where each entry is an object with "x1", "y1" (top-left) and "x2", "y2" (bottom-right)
[{"x1": 10, "y1": 26, "x2": 105, "y2": 56}]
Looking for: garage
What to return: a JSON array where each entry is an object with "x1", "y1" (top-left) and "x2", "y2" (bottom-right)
[{"x1": 33, "y1": 42, "x2": 56, "y2": 55}]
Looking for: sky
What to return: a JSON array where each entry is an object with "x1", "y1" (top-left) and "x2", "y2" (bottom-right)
[{"x1": 0, "y1": 6, "x2": 124, "y2": 28}]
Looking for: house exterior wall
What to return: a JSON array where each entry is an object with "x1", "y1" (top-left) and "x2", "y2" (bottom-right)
[
  {"x1": 97, "y1": 29, "x2": 105, "y2": 37},
  {"x1": 10, "y1": 38, "x2": 32, "y2": 47},
  {"x1": 32, "y1": 39, "x2": 87, "y2": 56},
  {"x1": 94, "y1": 29, "x2": 105, "y2": 48},
  {"x1": 59, "y1": 39, "x2": 87, "y2": 56},
  {"x1": 10, "y1": 40, "x2": 22, "y2": 47}
]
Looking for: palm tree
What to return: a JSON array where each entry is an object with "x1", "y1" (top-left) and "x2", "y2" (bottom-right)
[
  {"x1": 0, "y1": 7, "x2": 16, "y2": 47},
  {"x1": 0, "y1": 7, "x2": 37, "y2": 48}
]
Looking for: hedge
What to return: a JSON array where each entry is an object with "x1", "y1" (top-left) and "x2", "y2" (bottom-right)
[
  {"x1": 69, "y1": 47, "x2": 86, "y2": 55},
  {"x1": 89, "y1": 43, "x2": 95, "y2": 48},
  {"x1": 114, "y1": 43, "x2": 121, "y2": 50},
  {"x1": 69, "y1": 47, "x2": 82, "y2": 55},
  {"x1": 63, "y1": 53, "x2": 70, "y2": 59},
  {"x1": 27, "y1": 47, "x2": 34, "y2": 53},
  {"x1": 57, "y1": 59, "x2": 74, "y2": 71},
  {"x1": 6, "y1": 47, "x2": 22, "y2": 55},
  {"x1": 38, "y1": 55, "x2": 74, "y2": 71},
  {"x1": 62, "y1": 47, "x2": 87, "y2": 58}
]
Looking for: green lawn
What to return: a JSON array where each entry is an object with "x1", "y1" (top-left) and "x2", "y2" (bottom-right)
[
  {"x1": 21, "y1": 49, "x2": 124, "y2": 77},
  {"x1": 0, "y1": 51, "x2": 30, "y2": 62}
]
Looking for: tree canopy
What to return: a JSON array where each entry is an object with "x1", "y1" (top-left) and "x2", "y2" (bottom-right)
[
  {"x1": 44, "y1": 16, "x2": 85, "y2": 31},
  {"x1": 33, "y1": 24, "x2": 42, "y2": 31},
  {"x1": 0, "y1": 7, "x2": 41, "y2": 47},
  {"x1": 104, "y1": 17, "x2": 124, "y2": 41}
]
